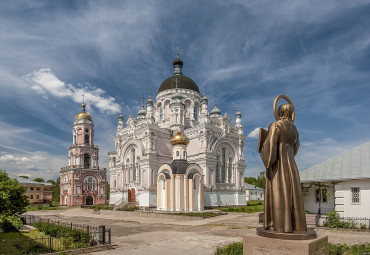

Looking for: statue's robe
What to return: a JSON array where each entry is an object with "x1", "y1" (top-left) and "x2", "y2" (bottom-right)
[{"x1": 260, "y1": 120, "x2": 307, "y2": 233}]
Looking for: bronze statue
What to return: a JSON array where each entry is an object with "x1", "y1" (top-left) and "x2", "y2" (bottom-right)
[{"x1": 257, "y1": 95, "x2": 311, "y2": 238}]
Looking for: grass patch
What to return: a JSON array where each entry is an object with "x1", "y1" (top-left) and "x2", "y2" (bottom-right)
[
  {"x1": 165, "y1": 212, "x2": 220, "y2": 218},
  {"x1": 247, "y1": 200, "x2": 263, "y2": 206},
  {"x1": 117, "y1": 206, "x2": 139, "y2": 211},
  {"x1": 218, "y1": 201, "x2": 264, "y2": 213},
  {"x1": 218, "y1": 205, "x2": 263, "y2": 213},
  {"x1": 26, "y1": 204, "x2": 66, "y2": 211},
  {"x1": 215, "y1": 242, "x2": 243, "y2": 255},
  {"x1": 87, "y1": 205, "x2": 114, "y2": 210},
  {"x1": 0, "y1": 229, "x2": 55, "y2": 254},
  {"x1": 214, "y1": 242, "x2": 370, "y2": 255}
]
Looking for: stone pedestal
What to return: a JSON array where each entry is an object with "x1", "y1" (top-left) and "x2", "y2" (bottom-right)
[{"x1": 243, "y1": 233, "x2": 328, "y2": 255}]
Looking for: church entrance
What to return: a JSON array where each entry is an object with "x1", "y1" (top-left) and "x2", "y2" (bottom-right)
[
  {"x1": 128, "y1": 188, "x2": 136, "y2": 202},
  {"x1": 86, "y1": 196, "x2": 93, "y2": 205}
]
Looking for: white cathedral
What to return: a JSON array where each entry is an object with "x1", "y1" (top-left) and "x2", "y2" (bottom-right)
[{"x1": 108, "y1": 52, "x2": 246, "y2": 208}]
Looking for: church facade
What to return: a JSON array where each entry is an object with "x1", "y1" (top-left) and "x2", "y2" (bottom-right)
[
  {"x1": 60, "y1": 103, "x2": 107, "y2": 206},
  {"x1": 108, "y1": 53, "x2": 246, "y2": 208}
]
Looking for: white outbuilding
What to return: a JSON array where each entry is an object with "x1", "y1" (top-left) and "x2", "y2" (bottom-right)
[
  {"x1": 245, "y1": 183, "x2": 264, "y2": 201},
  {"x1": 300, "y1": 141, "x2": 370, "y2": 218}
]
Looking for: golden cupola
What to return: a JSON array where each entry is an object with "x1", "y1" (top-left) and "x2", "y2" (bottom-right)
[
  {"x1": 170, "y1": 130, "x2": 189, "y2": 145},
  {"x1": 75, "y1": 103, "x2": 92, "y2": 121}
]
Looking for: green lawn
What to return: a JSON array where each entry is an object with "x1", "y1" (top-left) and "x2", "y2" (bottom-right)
[
  {"x1": 218, "y1": 201, "x2": 264, "y2": 213},
  {"x1": 0, "y1": 230, "x2": 51, "y2": 255},
  {"x1": 165, "y1": 212, "x2": 221, "y2": 218},
  {"x1": 26, "y1": 206, "x2": 66, "y2": 211}
]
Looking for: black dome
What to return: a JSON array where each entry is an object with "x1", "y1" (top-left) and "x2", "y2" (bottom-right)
[{"x1": 158, "y1": 75, "x2": 200, "y2": 94}]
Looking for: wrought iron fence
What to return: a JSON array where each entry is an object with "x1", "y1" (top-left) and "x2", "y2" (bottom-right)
[
  {"x1": 0, "y1": 235, "x2": 64, "y2": 254},
  {"x1": 321, "y1": 215, "x2": 370, "y2": 229},
  {"x1": 21, "y1": 214, "x2": 111, "y2": 245}
]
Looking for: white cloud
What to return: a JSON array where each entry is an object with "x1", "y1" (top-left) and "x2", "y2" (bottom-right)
[
  {"x1": 25, "y1": 68, "x2": 120, "y2": 114},
  {"x1": 0, "y1": 151, "x2": 65, "y2": 180},
  {"x1": 247, "y1": 127, "x2": 262, "y2": 139},
  {"x1": 0, "y1": 154, "x2": 31, "y2": 163}
]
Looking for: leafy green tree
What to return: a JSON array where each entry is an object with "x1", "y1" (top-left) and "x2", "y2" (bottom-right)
[
  {"x1": 0, "y1": 170, "x2": 29, "y2": 216},
  {"x1": 48, "y1": 177, "x2": 60, "y2": 203},
  {"x1": 33, "y1": 178, "x2": 45, "y2": 182},
  {"x1": 245, "y1": 171, "x2": 266, "y2": 189},
  {"x1": 106, "y1": 183, "x2": 110, "y2": 203}
]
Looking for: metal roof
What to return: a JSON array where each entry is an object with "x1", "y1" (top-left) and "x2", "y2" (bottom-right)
[
  {"x1": 300, "y1": 141, "x2": 370, "y2": 183},
  {"x1": 8, "y1": 174, "x2": 52, "y2": 186},
  {"x1": 244, "y1": 183, "x2": 264, "y2": 190}
]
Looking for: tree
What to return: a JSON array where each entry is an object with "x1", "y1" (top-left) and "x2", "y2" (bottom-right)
[
  {"x1": 244, "y1": 171, "x2": 266, "y2": 189},
  {"x1": 47, "y1": 177, "x2": 60, "y2": 203},
  {"x1": 106, "y1": 183, "x2": 110, "y2": 203},
  {"x1": 33, "y1": 178, "x2": 45, "y2": 182},
  {"x1": 0, "y1": 170, "x2": 29, "y2": 216}
]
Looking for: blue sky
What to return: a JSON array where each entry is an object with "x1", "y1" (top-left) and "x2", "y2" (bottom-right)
[{"x1": 1, "y1": 1, "x2": 370, "y2": 180}]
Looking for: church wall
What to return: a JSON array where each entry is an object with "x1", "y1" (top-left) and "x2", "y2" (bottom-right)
[{"x1": 204, "y1": 191, "x2": 246, "y2": 207}]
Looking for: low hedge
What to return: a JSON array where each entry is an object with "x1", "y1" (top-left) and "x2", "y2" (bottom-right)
[
  {"x1": 0, "y1": 215, "x2": 23, "y2": 232},
  {"x1": 33, "y1": 221, "x2": 91, "y2": 245}
]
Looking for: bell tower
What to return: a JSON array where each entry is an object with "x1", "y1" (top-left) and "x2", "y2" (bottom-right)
[{"x1": 60, "y1": 101, "x2": 107, "y2": 206}]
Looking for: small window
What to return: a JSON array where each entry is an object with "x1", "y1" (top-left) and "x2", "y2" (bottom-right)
[
  {"x1": 85, "y1": 128, "x2": 89, "y2": 133},
  {"x1": 351, "y1": 187, "x2": 360, "y2": 204},
  {"x1": 84, "y1": 134, "x2": 89, "y2": 144},
  {"x1": 30, "y1": 187, "x2": 34, "y2": 191},
  {"x1": 183, "y1": 151, "x2": 186, "y2": 159},
  {"x1": 30, "y1": 195, "x2": 34, "y2": 199},
  {"x1": 36, "y1": 195, "x2": 40, "y2": 199},
  {"x1": 315, "y1": 189, "x2": 328, "y2": 203},
  {"x1": 176, "y1": 151, "x2": 179, "y2": 159},
  {"x1": 36, "y1": 187, "x2": 40, "y2": 191}
]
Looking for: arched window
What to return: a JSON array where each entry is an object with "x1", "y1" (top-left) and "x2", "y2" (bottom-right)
[
  {"x1": 36, "y1": 195, "x2": 40, "y2": 199},
  {"x1": 228, "y1": 158, "x2": 233, "y2": 183},
  {"x1": 84, "y1": 154, "x2": 90, "y2": 168},
  {"x1": 176, "y1": 151, "x2": 179, "y2": 159},
  {"x1": 88, "y1": 177, "x2": 92, "y2": 190},
  {"x1": 112, "y1": 157, "x2": 116, "y2": 167},
  {"x1": 132, "y1": 149, "x2": 136, "y2": 181},
  {"x1": 221, "y1": 148, "x2": 226, "y2": 182},
  {"x1": 194, "y1": 105, "x2": 198, "y2": 120},
  {"x1": 84, "y1": 134, "x2": 89, "y2": 144},
  {"x1": 183, "y1": 151, "x2": 186, "y2": 159},
  {"x1": 160, "y1": 107, "x2": 164, "y2": 120},
  {"x1": 216, "y1": 155, "x2": 220, "y2": 183},
  {"x1": 30, "y1": 195, "x2": 34, "y2": 199}
]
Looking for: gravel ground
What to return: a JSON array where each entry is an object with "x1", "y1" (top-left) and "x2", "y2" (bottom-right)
[{"x1": 27, "y1": 208, "x2": 370, "y2": 255}]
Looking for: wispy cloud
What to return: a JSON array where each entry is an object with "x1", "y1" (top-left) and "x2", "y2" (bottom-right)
[
  {"x1": 247, "y1": 127, "x2": 262, "y2": 139},
  {"x1": 25, "y1": 68, "x2": 120, "y2": 114}
]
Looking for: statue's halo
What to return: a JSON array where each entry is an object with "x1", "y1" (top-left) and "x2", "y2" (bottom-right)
[{"x1": 273, "y1": 95, "x2": 295, "y2": 122}]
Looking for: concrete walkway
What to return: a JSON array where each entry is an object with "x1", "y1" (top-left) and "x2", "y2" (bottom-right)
[{"x1": 27, "y1": 208, "x2": 370, "y2": 255}]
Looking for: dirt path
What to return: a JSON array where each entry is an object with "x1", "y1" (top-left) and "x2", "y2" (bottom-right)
[{"x1": 27, "y1": 208, "x2": 370, "y2": 255}]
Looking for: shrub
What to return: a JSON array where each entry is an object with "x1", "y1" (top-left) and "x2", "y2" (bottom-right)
[
  {"x1": 215, "y1": 242, "x2": 243, "y2": 255},
  {"x1": 0, "y1": 215, "x2": 23, "y2": 232},
  {"x1": 117, "y1": 206, "x2": 139, "y2": 211},
  {"x1": 33, "y1": 221, "x2": 91, "y2": 244},
  {"x1": 247, "y1": 200, "x2": 263, "y2": 206},
  {"x1": 324, "y1": 212, "x2": 360, "y2": 229},
  {"x1": 22, "y1": 243, "x2": 50, "y2": 254},
  {"x1": 89, "y1": 205, "x2": 113, "y2": 210}
]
